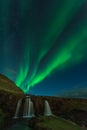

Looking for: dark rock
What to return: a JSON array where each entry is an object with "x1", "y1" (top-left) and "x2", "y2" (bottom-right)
[
  {"x1": 29, "y1": 95, "x2": 87, "y2": 128},
  {"x1": 0, "y1": 73, "x2": 24, "y2": 128}
]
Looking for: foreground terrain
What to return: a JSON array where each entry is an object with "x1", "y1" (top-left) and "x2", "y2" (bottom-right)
[
  {"x1": 34, "y1": 116, "x2": 86, "y2": 130},
  {"x1": 0, "y1": 74, "x2": 87, "y2": 129}
]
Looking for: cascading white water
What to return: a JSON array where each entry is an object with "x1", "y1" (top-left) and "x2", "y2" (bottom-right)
[
  {"x1": 23, "y1": 96, "x2": 35, "y2": 118},
  {"x1": 23, "y1": 96, "x2": 29, "y2": 117},
  {"x1": 14, "y1": 99, "x2": 22, "y2": 119},
  {"x1": 44, "y1": 100, "x2": 53, "y2": 116},
  {"x1": 28, "y1": 101, "x2": 35, "y2": 117}
]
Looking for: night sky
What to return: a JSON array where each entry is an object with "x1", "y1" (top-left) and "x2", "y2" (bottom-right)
[{"x1": 0, "y1": 0, "x2": 87, "y2": 97}]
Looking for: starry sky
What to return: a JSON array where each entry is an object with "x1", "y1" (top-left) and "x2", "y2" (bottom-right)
[{"x1": 0, "y1": 0, "x2": 87, "y2": 98}]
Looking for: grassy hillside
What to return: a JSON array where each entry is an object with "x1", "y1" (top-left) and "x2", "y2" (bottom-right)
[
  {"x1": 36, "y1": 116, "x2": 86, "y2": 130},
  {"x1": 0, "y1": 74, "x2": 23, "y2": 94}
]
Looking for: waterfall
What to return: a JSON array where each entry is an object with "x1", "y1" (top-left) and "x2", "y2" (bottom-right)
[
  {"x1": 14, "y1": 99, "x2": 22, "y2": 119},
  {"x1": 23, "y1": 96, "x2": 35, "y2": 118},
  {"x1": 44, "y1": 100, "x2": 53, "y2": 116}
]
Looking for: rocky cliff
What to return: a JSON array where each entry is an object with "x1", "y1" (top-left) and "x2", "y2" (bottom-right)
[
  {"x1": 30, "y1": 95, "x2": 87, "y2": 127},
  {"x1": 0, "y1": 74, "x2": 24, "y2": 128}
]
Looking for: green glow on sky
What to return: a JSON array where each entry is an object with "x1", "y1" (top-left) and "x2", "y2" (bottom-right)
[
  {"x1": 28, "y1": 22, "x2": 87, "y2": 88},
  {"x1": 14, "y1": 0, "x2": 87, "y2": 92},
  {"x1": 16, "y1": 42, "x2": 30, "y2": 89}
]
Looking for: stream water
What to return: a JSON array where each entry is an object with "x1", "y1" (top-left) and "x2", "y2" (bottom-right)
[
  {"x1": 6, "y1": 120, "x2": 32, "y2": 130},
  {"x1": 7, "y1": 123, "x2": 31, "y2": 130}
]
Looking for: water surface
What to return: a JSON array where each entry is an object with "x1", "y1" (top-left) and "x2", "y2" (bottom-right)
[{"x1": 6, "y1": 122, "x2": 32, "y2": 130}]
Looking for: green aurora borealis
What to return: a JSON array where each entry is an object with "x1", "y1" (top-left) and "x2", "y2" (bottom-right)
[{"x1": 0, "y1": 0, "x2": 87, "y2": 94}]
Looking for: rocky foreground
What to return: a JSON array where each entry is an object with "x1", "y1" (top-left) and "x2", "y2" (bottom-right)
[{"x1": 0, "y1": 74, "x2": 87, "y2": 129}]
